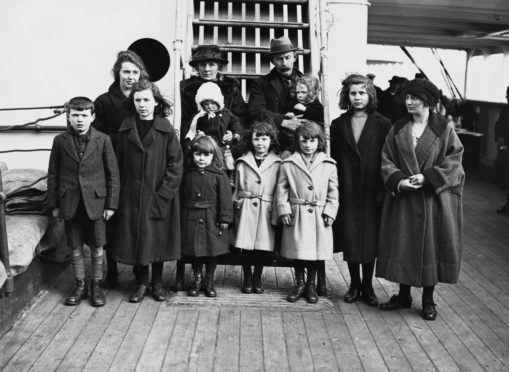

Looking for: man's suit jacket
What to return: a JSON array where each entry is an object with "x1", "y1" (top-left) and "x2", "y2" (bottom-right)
[
  {"x1": 47, "y1": 127, "x2": 120, "y2": 220},
  {"x1": 248, "y1": 68, "x2": 303, "y2": 127}
]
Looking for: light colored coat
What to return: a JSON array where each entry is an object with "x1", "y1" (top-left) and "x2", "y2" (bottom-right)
[
  {"x1": 376, "y1": 113, "x2": 465, "y2": 287},
  {"x1": 276, "y1": 152, "x2": 339, "y2": 260},
  {"x1": 233, "y1": 151, "x2": 281, "y2": 251}
]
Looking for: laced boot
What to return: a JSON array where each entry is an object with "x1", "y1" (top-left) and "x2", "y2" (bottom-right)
[
  {"x1": 253, "y1": 265, "x2": 264, "y2": 294},
  {"x1": 91, "y1": 279, "x2": 106, "y2": 307},
  {"x1": 188, "y1": 270, "x2": 203, "y2": 297},
  {"x1": 241, "y1": 265, "x2": 253, "y2": 293},
  {"x1": 65, "y1": 279, "x2": 88, "y2": 306},
  {"x1": 306, "y1": 266, "x2": 318, "y2": 303},
  {"x1": 204, "y1": 269, "x2": 217, "y2": 297},
  {"x1": 287, "y1": 266, "x2": 306, "y2": 302}
]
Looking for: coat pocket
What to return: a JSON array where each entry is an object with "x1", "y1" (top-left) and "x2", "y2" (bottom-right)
[
  {"x1": 95, "y1": 187, "x2": 106, "y2": 198},
  {"x1": 150, "y1": 194, "x2": 168, "y2": 219}
]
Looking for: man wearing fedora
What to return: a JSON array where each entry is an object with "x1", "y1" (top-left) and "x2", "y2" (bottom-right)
[
  {"x1": 248, "y1": 36, "x2": 304, "y2": 153},
  {"x1": 180, "y1": 44, "x2": 247, "y2": 139}
]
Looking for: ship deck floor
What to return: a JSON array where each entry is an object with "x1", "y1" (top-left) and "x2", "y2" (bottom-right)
[{"x1": 1, "y1": 176, "x2": 509, "y2": 371}]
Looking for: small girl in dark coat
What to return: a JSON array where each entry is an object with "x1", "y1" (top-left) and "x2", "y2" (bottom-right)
[
  {"x1": 330, "y1": 74, "x2": 391, "y2": 307},
  {"x1": 184, "y1": 82, "x2": 242, "y2": 170},
  {"x1": 181, "y1": 136, "x2": 234, "y2": 297},
  {"x1": 285, "y1": 74, "x2": 324, "y2": 124}
]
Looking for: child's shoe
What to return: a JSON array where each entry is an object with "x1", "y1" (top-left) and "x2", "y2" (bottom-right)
[
  {"x1": 91, "y1": 279, "x2": 106, "y2": 307},
  {"x1": 204, "y1": 271, "x2": 217, "y2": 297},
  {"x1": 130, "y1": 284, "x2": 148, "y2": 303},
  {"x1": 188, "y1": 271, "x2": 203, "y2": 297},
  {"x1": 152, "y1": 283, "x2": 167, "y2": 301},
  {"x1": 65, "y1": 279, "x2": 88, "y2": 306},
  {"x1": 253, "y1": 266, "x2": 264, "y2": 294},
  {"x1": 241, "y1": 267, "x2": 253, "y2": 293}
]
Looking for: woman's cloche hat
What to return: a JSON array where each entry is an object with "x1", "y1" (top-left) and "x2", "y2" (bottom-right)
[
  {"x1": 189, "y1": 45, "x2": 229, "y2": 68},
  {"x1": 265, "y1": 36, "x2": 301, "y2": 57}
]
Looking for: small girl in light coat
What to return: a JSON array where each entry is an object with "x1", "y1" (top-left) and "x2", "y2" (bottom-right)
[
  {"x1": 180, "y1": 136, "x2": 234, "y2": 297},
  {"x1": 233, "y1": 122, "x2": 281, "y2": 293},
  {"x1": 277, "y1": 121, "x2": 339, "y2": 303}
]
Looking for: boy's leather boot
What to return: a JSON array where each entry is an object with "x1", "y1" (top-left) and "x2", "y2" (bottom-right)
[
  {"x1": 65, "y1": 279, "x2": 88, "y2": 306},
  {"x1": 188, "y1": 270, "x2": 203, "y2": 297},
  {"x1": 306, "y1": 267, "x2": 318, "y2": 303},
  {"x1": 91, "y1": 279, "x2": 106, "y2": 307},
  {"x1": 204, "y1": 269, "x2": 217, "y2": 297},
  {"x1": 287, "y1": 266, "x2": 306, "y2": 302}
]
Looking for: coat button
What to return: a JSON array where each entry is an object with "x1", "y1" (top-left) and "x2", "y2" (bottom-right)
[
  {"x1": 308, "y1": 185, "x2": 313, "y2": 190},
  {"x1": 253, "y1": 202, "x2": 258, "y2": 207},
  {"x1": 199, "y1": 170, "x2": 205, "y2": 175},
  {"x1": 308, "y1": 208, "x2": 313, "y2": 213},
  {"x1": 218, "y1": 231, "x2": 223, "y2": 236},
  {"x1": 199, "y1": 218, "x2": 204, "y2": 223},
  {"x1": 197, "y1": 193, "x2": 201, "y2": 197}
]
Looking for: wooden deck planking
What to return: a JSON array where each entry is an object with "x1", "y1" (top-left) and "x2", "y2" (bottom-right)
[
  {"x1": 186, "y1": 308, "x2": 220, "y2": 372},
  {"x1": 282, "y1": 312, "x2": 314, "y2": 372},
  {"x1": 214, "y1": 308, "x2": 241, "y2": 371},
  {"x1": 0, "y1": 177, "x2": 508, "y2": 371},
  {"x1": 160, "y1": 309, "x2": 199, "y2": 370},
  {"x1": 260, "y1": 311, "x2": 290, "y2": 371},
  {"x1": 134, "y1": 305, "x2": 179, "y2": 371},
  {"x1": 239, "y1": 310, "x2": 264, "y2": 372},
  {"x1": 0, "y1": 267, "x2": 71, "y2": 368}
]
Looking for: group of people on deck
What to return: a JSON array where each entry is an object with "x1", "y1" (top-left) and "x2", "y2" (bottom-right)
[{"x1": 46, "y1": 36, "x2": 465, "y2": 322}]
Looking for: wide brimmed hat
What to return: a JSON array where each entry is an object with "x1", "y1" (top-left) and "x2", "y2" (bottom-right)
[
  {"x1": 189, "y1": 45, "x2": 229, "y2": 68},
  {"x1": 265, "y1": 36, "x2": 301, "y2": 57}
]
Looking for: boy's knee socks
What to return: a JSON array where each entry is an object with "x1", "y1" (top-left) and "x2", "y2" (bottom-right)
[
  {"x1": 72, "y1": 246, "x2": 86, "y2": 281},
  {"x1": 91, "y1": 246, "x2": 104, "y2": 281}
]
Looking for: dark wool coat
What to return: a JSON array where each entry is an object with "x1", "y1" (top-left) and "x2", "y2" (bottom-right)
[
  {"x1": 248, "y1": 68, "x2": 304, "y2": 151},
  {"x1": 376, "y1": 112, "x2": 465, "y2": 287},
  {"x1": 47, "y1": 127, "x2": 120, "y2": 220},
  {"x1": 183, "y1": 108, "x2": 242, "y2": 153},
  {"x1": 180, "y1": 166, "x2": 234, "y2": 257},
  {"x1": 330, "y1": 111, "x2": 391, "y2": 261},
  {"x1": 292, "y1": 99, "x2": 324, "y2": 124},
  {"x1": 93, "y1": 82, "x2": 129, "y2": 149},
  {"x1": 495, "y1": 105, "x2": 509, "y2": 188},
  {"x1": 180, "y1": 75, "x2": 247, "y2": 135},
  {"x1": 111, "y1": 116, "x2": 183, "y2": 265}
]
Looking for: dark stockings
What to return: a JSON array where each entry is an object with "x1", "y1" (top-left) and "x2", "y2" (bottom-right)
[
  {"x1": 133, "y1": 262, "x2": 164, "y2": 285},
  {"x1": 347, "y1": 261, "x2": 375, "y2": 289},
  {"x1": 422, "y1": 285, "x2": 435, "y2": 304}
]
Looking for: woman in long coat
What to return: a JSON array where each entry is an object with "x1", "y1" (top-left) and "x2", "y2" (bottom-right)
[
  {"x1": 377, "y1": 78, "x2": 464, "y2": 321},
  {"x1": 233, "y1": 122, "x2": 281, "y2": 293},
  {"x1": 277, "y1": 122, "x2": 339, "y2": 303},
  {"x1": 330, "y1": 74, "x2": 391, "y2": 306},
  {"x1": 112, "y1": 80, "x2": 183, "y2": 303}
]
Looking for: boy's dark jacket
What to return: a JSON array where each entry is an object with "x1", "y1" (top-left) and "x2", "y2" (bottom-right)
[{"x1": 47, "y1": 127, "x2": 120, "y2": 220}]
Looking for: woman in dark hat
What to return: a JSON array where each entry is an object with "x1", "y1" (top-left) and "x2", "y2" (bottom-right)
[
  {"x1": 180, "y1": 45, "x2": 247, "y2": 138},
  {"x1": 376, "y1": 78, "x2": 465, "y2": 321}
]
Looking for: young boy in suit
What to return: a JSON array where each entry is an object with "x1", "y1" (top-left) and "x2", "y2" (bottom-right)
[{"x1": 47, "y1": 97, "x2": 120, "y2": 306}]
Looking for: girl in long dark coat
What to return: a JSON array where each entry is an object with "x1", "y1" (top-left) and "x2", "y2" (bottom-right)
[
  {"x1": 330, "y1": 74, "x2": 391, "y2": 306},
  {"x1": 377, "y1": 79, "x2": 464, "y2": 321},
  {"x1": 112, "y1": 79, "x2": 183, "y2": 303},
  {"x1": 93, "y1": 50, "x2": 149, "y2": 289},
  {"x1": 181, "y1": 136, "x2": 234, "y2": 297}
]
